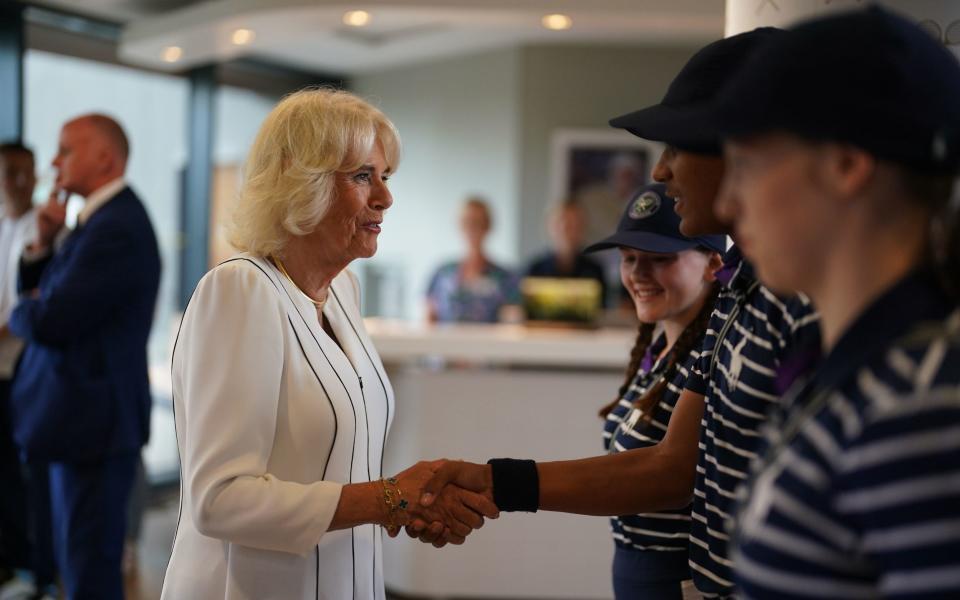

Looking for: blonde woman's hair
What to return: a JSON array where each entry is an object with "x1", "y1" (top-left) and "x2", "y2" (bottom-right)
[{"x1": 229, "y1": 87, "x2": 401, "y2": 257}]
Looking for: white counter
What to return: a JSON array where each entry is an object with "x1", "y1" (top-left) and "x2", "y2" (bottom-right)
[
  {"x1": 366, "y1": 318, "x2": 634, "y2": 368},
  {"x1": 370, "y1": 320, "x2": 637, "y2": 599}
]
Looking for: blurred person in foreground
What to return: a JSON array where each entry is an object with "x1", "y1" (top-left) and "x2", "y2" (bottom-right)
[
  {"x1": 8, "y1": 115, "x2": 161, "y2": 600},
  {"x1": 426, "y1": 197, "x2": 521, "y2": 323},
  {"x1": 161, "y1": 88, "x2": 497, "y2": 600},
  {"x1": 712, "y1": 7, "x2": 960, "y2": 598},
  {"x1": 0, "y1": 142, "x2": 57, "y2": 600},
  {"x1": 525, "y1": 199, "x2": 608, "y2": 306}
]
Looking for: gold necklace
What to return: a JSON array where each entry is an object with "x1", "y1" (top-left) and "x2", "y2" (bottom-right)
[{"x1": 271, "y1": 256, "x2": 328, "y2": 308}]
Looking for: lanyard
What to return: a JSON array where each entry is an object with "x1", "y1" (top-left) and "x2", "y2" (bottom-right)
[
  {"x1": 707, "y1": 280, "x2": 760, "y2": 385},
  {"x1": 607, "y1": 365, "x2": 670, "y2": 455}
]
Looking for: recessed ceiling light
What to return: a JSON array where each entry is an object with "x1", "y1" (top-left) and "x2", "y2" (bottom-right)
[
  {"x1": 542, "y1": 14, "x2": 573, "y2": 31},
  {"x1": 232, "y1": 28, "x2": 255, "y2": 46},
  {"x1": 343, "y1": 10, "x2": 371, "y2": 27},
  {"x1": 162, "y1": 46, "x2": 182, "y2": 63}
]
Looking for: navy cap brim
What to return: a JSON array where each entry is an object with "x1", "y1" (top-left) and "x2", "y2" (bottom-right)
[
  {"x1": 584, "y1": 231, "x2": 702, "y2": 254},
  {"x1": 610, "y1": 103, "x2": 721, "y2": 154}
]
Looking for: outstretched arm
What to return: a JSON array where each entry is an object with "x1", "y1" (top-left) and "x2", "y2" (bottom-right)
[{"x1": 408, "y1": 388, "x2": 705, "y2": 545}]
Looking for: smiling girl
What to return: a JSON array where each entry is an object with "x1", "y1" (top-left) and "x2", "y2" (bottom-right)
[{"x1": 589, "y1": 184, "x2": 723, "y2": 600}]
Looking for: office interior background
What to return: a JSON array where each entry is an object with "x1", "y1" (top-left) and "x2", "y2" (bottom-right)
[{"x1": 2, "y1": 1, "x2": 958, "y2": 598}]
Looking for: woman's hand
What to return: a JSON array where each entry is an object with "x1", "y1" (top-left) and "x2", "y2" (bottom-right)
[{"x1": 388, "y1": 460, "x2": 498, "y2": 546}]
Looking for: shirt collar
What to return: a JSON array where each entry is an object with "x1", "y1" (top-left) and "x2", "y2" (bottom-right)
[
  {"x1": 78, "y1": 178, "x2": 126, "y2": 225},
  {"x1": 715, "y1": 245, "x2": 757, "y2": 293},
  {"x1": 640, "y1": 332, "x2": 669, "y2": 372},
  {"x1": 812, "y1": 269, "x2": 953, "y2": 393}
]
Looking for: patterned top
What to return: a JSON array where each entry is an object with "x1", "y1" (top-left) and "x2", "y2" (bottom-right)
[
  {"x1": 426, "y1": 260, "x2": 521, "y2": 323},
  {"x1": 603, "y1": 333, "x2": 695, "y2": 564},
  {"x1": 683, "y1": 246, "x2": 821, "y2": 598},
  {"x1": 732, "y1": 270, "x2": 960, "y2": 600}
]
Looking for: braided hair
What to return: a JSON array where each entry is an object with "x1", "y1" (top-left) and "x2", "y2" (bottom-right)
[{"x1": 599, "y1": 278, "x2": 720, "y2": 421}]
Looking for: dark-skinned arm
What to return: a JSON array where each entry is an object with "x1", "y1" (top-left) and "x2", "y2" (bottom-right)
[{"x1": 420, "y1": 388, "x2": 706, "y2": 516}]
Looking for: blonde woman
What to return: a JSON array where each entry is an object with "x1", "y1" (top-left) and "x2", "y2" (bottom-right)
[{"x1": 161, "y1": 89, "x2": 497, "y2": 600}]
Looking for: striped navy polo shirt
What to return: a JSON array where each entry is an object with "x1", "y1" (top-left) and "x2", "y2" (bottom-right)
[
  {"x1": 684, "y1": 246, "x2": 820, "y2": 598},
  {"x1": 603, "y1": 333, "x2": 695, "y2": 562},
  {"x1": 733, "y1": 271, "x2": 960, "y2": 600}
]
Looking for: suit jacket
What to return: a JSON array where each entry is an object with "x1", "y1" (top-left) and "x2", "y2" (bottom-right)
[
  {"x1": 8, "y1": 186, "x2": 161, "y2": 461},
  {"x1": 161, "y1": 255, "x2": 394, "y2": 600}
]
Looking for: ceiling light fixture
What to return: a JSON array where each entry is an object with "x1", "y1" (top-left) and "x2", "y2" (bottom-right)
[
  {"x1": 162, "y1": 46, "x2": 182, "y2": 62},
  {"x1": 343, "y1": 10, "x2": 371, "y2": 27},
  {"x1": 232, "y1": 28, "x2": 255, "y2": 45},
  {"x1": 542, "y1": 14, "x2": 573, "y2": 31}
]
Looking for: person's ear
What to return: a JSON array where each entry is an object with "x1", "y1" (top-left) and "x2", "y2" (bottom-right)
[
  {"x1": 704, "y1": 251, "x2": 723, "y2": 282},
  {"x1": 95, "y1": 142, "x2": 115, "y2": 175},
  {"x1": 822, "y1": 143, "x2": 876, "y2": 201}
]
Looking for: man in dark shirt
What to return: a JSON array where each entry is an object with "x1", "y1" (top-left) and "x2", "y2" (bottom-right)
[{"x1": 525, "y1": 200, "x2": 608, "y2": 306}]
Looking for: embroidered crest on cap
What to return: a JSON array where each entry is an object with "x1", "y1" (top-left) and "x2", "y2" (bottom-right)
[{"x1": 629, "y1": 191, "x2": 661, "y2": 220}]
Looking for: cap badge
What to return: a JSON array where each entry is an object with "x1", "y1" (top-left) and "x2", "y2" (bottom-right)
[{"x1": 629, "y1": 191, "x2": 661, "y2": 220}]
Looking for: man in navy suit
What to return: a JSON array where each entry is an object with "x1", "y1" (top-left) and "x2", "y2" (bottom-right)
[{"x1": 8, "y1": 114, "x2": 160, "y2": 600}]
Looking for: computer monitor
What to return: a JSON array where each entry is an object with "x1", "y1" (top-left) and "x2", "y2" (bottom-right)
[{"x1": 521, "y1": 277, "x2": 602, "y2": 326}]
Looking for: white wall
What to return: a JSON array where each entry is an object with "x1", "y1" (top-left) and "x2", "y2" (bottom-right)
[
  {"x1": 23, "y1": 53, "x2": 279, "y2": 481},
  {"x1": 24, "y1": 50, "x2": 188, "y2": 366},
  {"x1": 353, "y1": 48, "x2": 522, "y2": 321},
  {"x1": 516, "y1": 44, "x2": 696, "y2": 260},
  {"x1": 353, "y1": 43, "x2": 700, "y2": 320},
  {"x1": 23, "y1": 51, "x2": 279, "y2": 359},
  {"x1": 214, "y1": 86, "x2": 277, "y2": 166}
]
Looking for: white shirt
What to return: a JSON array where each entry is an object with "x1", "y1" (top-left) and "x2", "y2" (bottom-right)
[
  {"x1": 161, "y1": 254, "x2": 394, "y2": 600},
  {"x1": 0, "y1": 207, "x2": 37, "y2": 377},
  {"x1": 77, "y1": 177, "x2": 126, "y2": 226}
]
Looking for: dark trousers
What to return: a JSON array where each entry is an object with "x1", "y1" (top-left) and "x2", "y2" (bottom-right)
[
  {"x1": 50, "y1": 452, "x2": 137, "y2": 600},
  {"x1": 0, "y1": 378, "x2": 55, "y2": 587},
  {"x1": 0, "y1": 378, "x2": 29, "y2": 569},
  {"x1": 613, "y1": 546, "x2": 690, "y2": 600}
]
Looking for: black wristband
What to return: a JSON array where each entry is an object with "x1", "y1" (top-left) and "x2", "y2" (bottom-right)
[{"x1": 486, "y1": 458, "x2": 539, "y2": 512}]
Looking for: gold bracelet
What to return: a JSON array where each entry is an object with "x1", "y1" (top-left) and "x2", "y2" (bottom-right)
[{"x1": 380, "y1": 477, "x2": 409, "y2": 530}]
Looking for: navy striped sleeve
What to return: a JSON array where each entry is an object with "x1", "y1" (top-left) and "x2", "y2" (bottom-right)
[
  {"x1": 604, "y1": 343, "x2": 698, "y2": 555},
  {"x1": 733, "y1": 270, "x2": 960, "y2": 600},
  {"x1": 685, "y1": 248, "x2": 820, "y2": 598},
  {"x1": 734, "y1": 343, "x2": 960, "y2": 599}
]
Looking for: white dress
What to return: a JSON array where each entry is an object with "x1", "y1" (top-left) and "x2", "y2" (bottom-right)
[{"x1": 161, "y1": 254, "x2": 394, "y2": 600}]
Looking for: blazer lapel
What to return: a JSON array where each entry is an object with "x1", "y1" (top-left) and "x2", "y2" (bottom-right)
[
  {"x1": 255, "y1": 256, "x2": 362, "y2": 401},
  {"x1": 325, "y1": 277, "x2": 390, "y2": 396}
]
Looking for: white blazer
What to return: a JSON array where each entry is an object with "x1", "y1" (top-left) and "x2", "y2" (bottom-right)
[{"x1": 161, "y1": 254, "x2": 395, "y2": 600}]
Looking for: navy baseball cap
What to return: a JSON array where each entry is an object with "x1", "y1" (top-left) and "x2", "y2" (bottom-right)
[
  {"x1": 609, "y1": 27, "x2": 782, "y2": 155},
  {"x1": 584, "y1": 183, "x2": 726, "y2": 254},
  {"x1": 714, "y1": 7, "x2": 960, "y2": 173}
]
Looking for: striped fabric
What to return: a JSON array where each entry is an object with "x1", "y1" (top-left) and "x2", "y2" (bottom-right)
[
  {"x1": 733, "y1": 271, "x2": 960, "y2": 600},
  {"x1": 683, "y1": 247, "x2": 820, "y2": 598},
  {"x1": 603, "y1": 333, "x2": 694, "y2": 555}
]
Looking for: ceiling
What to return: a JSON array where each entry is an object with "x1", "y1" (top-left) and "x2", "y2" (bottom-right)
[{"x1": 26, "y1": 0, "x2": 724, "y2": 75}]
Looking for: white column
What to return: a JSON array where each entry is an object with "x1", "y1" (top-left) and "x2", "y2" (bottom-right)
[{"x1": 726, "y1": 0, "x2": 960, "y2": 57}]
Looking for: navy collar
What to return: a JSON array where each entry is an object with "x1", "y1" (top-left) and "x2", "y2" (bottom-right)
[
  {"x1": 640, "y1": 332, "x2": 669, "y2": 372},
  {"x1": 811, "y1": 269, "x2": 953, "y2": 393},
  {"x1": 715, "y1": 245, "x2": 757, "y2": 294}
]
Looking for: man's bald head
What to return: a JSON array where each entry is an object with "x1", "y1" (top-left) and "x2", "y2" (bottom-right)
[
  {"x1": 54, "y1": 114, "x2": 129, "y2": 197},
  {"x1": 68, "y1": 114, "x2": 129, "y2": 164}
]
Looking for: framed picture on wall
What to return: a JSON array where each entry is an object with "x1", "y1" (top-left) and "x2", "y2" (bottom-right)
[{"x1": 549, "y1": 128, "x2": 664, "y2": 247}]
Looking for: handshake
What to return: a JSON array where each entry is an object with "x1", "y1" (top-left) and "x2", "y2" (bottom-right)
[{"x1": 382, "y1": 459, "x2": 497, "y2": 547}]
